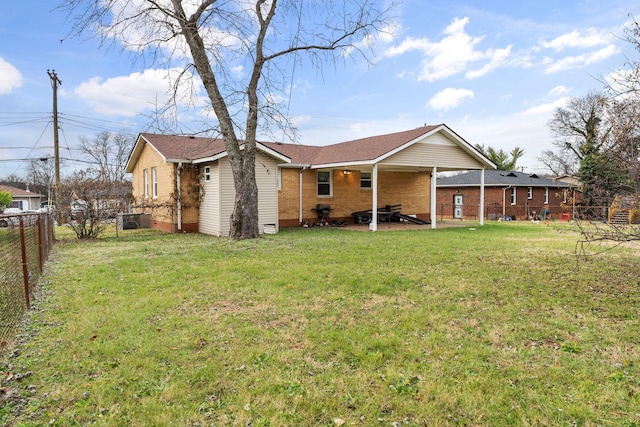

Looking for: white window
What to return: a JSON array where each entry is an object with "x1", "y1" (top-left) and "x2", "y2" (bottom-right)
[
  {"x1": 544, "y1": 187, "x2": 549, "y2": 204},
  {"x1": 204, "y1": 166, "x2": 211, "y2": 182},
  {"x1": 152, "y1": 167, "x2": 158, "y2": 198},
  {"x1": 510, "y1": 187, "x2": 516, "y2": 205},
  {"x1": 143, "y1": 169, "x2": 149, "y2": 199},
  {"x1": 317, "y1": 170, "x2": 332, "y2": 197},
  {"x1": 277, "y1": 168, "x2": 282, "y2": 190},
  {"x1": 360, "y1": 171, "x2": 372, "y2": 189},
  {"x1": 527, "y1": 187, "x2": 532, "y2": 200},
  {"x1": 563, "y1": 189, "x2": 568, "y2": 203}
]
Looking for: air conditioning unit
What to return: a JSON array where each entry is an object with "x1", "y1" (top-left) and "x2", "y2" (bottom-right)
[{"x1": 117, "y1": 213, "x2": 151, "y2": 230}]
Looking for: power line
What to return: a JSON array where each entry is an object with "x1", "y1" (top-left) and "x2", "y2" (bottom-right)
[
  {"x1": 0, "y1": 117, "x2": 52, "y2": 127},
  {"x1": 60, "y1": 112, "x2": 139, "y2": 128},
  {"x1": 7, "y1": 121, "x2": 51, "y2": 176}
]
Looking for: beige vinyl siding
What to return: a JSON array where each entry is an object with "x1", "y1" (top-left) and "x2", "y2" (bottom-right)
[
  {"x1": 198, "y1": 162, "x2": 221, "y2": 236},
  {"x1": 198, "y1": 151, "x2": 282, "y2": 236},
  {"x1": 380, "y1": 133, "x2": 484, "y2": 170}
]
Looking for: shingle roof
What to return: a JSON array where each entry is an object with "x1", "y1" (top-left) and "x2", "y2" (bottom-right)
[
  {"x1": 138, "y1": 126, "x2": 444, "y2": 166},
  {"x1": 262, "y1": 125, "x2": 442, "y2": 164},
  {"x1": 131, "y1": 124, "x2": 494, "y2": 171},
  {"x1": 437, "y1": 170, "x2": 571, "y2": 188},
  {"x1": 0, "y1": 184, "x2": 44, "y2": 197},
  {"x1": 139, "y1": 133, "x2": 227, "y2": 160}
]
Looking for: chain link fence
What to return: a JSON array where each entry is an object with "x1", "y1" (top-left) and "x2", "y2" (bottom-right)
[
  {"x1": 435, "y1": 202, "x2": 576, "y2": 222},
  {"x1": 0, "y1": 212, "x2": 55, "y2": 350}
]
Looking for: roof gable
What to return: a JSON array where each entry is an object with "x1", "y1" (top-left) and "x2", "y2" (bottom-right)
[
  {"x1": 261, "y1": 127, "x2": 443, "y2": 165},
  {"x1": 263, "y1": 124, "x2": 494, "y2": 169}
]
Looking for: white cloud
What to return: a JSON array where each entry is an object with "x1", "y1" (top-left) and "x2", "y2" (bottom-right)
[
  {"x1": 427, "y1": 88, "x2": 474, "y2": 112},
  {"x1": 519, "y1": 97, "x2": 570, "y2": 116},
  {"x1": 383, "y1": 17, "x2": 511, "y2": 82},
  {"x1": 548, "y1": 85, "x2": 570, "y2": 97},
  {"x1": 540, "y1": 28, "x2": 612, "y2": 51},
  {"x1": 68, "y1": 68, "x2": 206, "y2": 117},
  {"x1": 466, "y1": 46, "x2": 512, "y2": 79},
  {"x1": 231, "y1": 65, "x2": 244, "y2": 78},
  {"x1": 544, "y1": 44, "x2": 618, "y2": 73},
  {"x1": 0, "y1": 57, "x2": 23, "y2": 95}
]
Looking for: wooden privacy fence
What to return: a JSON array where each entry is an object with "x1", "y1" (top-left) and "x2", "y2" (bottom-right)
[{"x1": 0, "y1": 212, "x2": 55, "y2": 349}]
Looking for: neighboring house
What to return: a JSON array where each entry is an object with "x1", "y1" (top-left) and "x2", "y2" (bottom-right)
[
  {"x1": 124, "y1": 124, "x2": 496, "y2": 236},
  {"x1": 436, "y1": 170, "x2": 575, "y2": 221},
  {"x1": 0, "y1": 185, "x2": 44, "y2": 211}
]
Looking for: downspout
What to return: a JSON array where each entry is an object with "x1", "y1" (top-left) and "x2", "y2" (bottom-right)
[
  {"x1": 299, "y1": 165, "x2": 310, "y2": 224},
  {"x1": 177, "y1": 162, "x2": 182, "y2": 231}
]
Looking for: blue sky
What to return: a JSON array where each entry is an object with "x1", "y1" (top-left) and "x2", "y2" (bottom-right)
[{"x1": 1, "y1": 0, "x2": 639, "y2": 179}]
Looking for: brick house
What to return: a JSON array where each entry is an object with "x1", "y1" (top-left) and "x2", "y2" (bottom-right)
[
  {"x1": 436, "y1": 170, "x2": 575, "y2": 221},
  {"x1": 125, "y1": 125, "x2": 495, "y2": 235},
  {"x1": 262, "y1": 125, "x2": 494, "y2": 230}
]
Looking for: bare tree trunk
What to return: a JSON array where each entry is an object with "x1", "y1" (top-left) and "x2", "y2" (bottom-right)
[
  {"x1": 230, "y1": 160, "x2": 259, "y2": 239},
  {"x1": 64, "y1": 0, "x2": 393, "y2": 239},
  {"x1": 171, "y1": 0, "x2": 259, "y2": 239}
]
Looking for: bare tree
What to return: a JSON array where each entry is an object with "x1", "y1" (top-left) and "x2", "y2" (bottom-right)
[
  {"x1": 78, "y1": 131, "x2": 134, "y2": 185},
  {"x1": 538, "y1": 148, "x2": 578, "y2": 176},
  {"x1": 58, "y1": 169, "x2": 114, "y2": 238},
  {"x1": 546, "y1": 92, "x2": 627, "y2": 211},
  {"x1": 548, "y1": 91, "x2": 611, "y2": 161},
  {"x1": 26, "y1": 158, "x2": 56, "y2": 205},
  {"x1": 62, "y1": 0, "x2": 395, "y2": 240},
  {"x1": 558, "y1": 19, "x2": 640, "y2": 254},
  {"x1": 604, "y1": 15, "x2": 640, "y2": 97}
]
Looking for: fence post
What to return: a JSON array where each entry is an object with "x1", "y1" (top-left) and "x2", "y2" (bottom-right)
[
  {"x1": 19, "y1": 217, "x2": 31, "y2": 310},
  {"x1": 37, "y1": 215, "x2": 45, "y2": 273}
]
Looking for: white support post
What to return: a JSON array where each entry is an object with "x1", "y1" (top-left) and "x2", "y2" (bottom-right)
[
  {"x1": 479, "y1": 168, "x2": 485, "y2": 226},
  {"x1": 430, "y1": 166, "x2": 437, "y2": 229},
  {"x1": 176, "y1": 162, "x2": 182, "y2": 231},
  {"x1": 370, "y1": 163, "x2": 378, "y2": 231}
]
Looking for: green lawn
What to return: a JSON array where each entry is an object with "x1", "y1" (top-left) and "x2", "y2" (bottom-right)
[{"x1": 1, "y1": 222, "x2": 639, "y2": 426}]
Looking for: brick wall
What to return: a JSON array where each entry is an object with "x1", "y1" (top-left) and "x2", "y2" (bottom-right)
[
  {"x1": 130, "y1": 145, "x2": 202, "y2": 232},
  {"x1": 278, "y1": 168, "x2": 431, "y2": 225},
  {"x1": 436, "y1": 186, "x2": 572, "y2": 220}
]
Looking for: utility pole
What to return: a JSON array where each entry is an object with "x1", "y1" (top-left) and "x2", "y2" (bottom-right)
[{"x1": 47, "y1": 69, "x2": 61, "y2": 218}]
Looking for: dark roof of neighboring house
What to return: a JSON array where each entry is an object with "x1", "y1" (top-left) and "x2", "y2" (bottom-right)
[
  {"x1": 261, "y1": 125, "x2": 442, "y2": 164},
  {"x1": 0, "y1": 184, "x2": 44, "y2": 197},
  {"x1": 437, "y1": 170, "x2": 571, "y2": 188}
]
